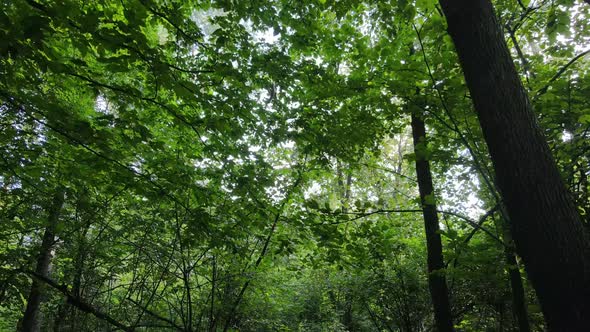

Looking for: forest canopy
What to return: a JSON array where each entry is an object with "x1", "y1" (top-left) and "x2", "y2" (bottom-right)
[{"x1": 1, "y1": 0, "x2": 589, "y2": 331}]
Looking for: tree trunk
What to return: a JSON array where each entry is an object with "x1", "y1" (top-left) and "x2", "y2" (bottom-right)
[
  {"x1": 66, "y1": 220, "x2": 90, "y2": 331},
  {"x1": 438, "y1": 0, "x2": 590, "y2": 330},
  {"x1": 505, "y1": 244, "x2": 530, "y2": 332},
  {"x1": 501, "y1": 218, "x2": 530, "y2": 332},
  {"x1": 410, "y1": 113, "x2": 454, "y2": 332},
  {"x1": 21, "y1": 191, "x2": 65, "y2": 332}
]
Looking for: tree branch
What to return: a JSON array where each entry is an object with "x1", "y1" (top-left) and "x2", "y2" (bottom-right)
[
  {"x1": 223, "y1": 170, "x2": 305, "y2": 331},
  {"x1": 325, "y1": 208, "x2": 504, "y2": 245},
  {"x1": 461, "y1": 204, "x2": 500, "y2": 245},
  {"x1": 126, "y1": 297, "x2": 184, "y2": 331},
  {"x1": 505, "y1": 24, "x2": 533, "y2": 88},
  {"x1": 17, "y1": 269, "x2": 133, "y2": 332},
  {"x1": 534, "y1": 49, "x2": 590, "y2": 100}
]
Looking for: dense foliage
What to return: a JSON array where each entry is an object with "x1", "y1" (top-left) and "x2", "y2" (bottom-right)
[{"x1": 1, "y1": 0, "x2": 589, "y2": 331}]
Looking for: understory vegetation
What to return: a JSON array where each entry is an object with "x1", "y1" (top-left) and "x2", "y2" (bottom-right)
[{"x1": 1, "y1": 0, "x2": 589, "y2": 331}]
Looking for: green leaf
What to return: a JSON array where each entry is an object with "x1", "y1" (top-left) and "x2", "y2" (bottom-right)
[{"x1": 424, "y1": 193, "x2": 436, "y2": 205}]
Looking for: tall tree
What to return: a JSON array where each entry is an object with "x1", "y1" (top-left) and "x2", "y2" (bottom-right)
[
  {"x1": 21, "y1": 190, "x2": 65, "y2": 332},
  {"x1": 438, "y1": 0, "x2": 590, "y2": 330},
  {"x1": 410, "y1": 112, "x2": 454, "y2": 332}
]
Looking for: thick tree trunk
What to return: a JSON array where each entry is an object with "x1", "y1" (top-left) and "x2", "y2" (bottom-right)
[
  {"x1": 410, "y1": 113, "x2": 454, "y2": 332},
  {"x1": 438, "y1": 0, "x2": 590, "y2": 330},
  {"x1": 21, "y1": 191, "x2": 65, "y2": 332}
]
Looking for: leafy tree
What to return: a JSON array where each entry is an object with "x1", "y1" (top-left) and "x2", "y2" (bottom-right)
[
  {"x1": 1, "y1": 0, "x2": 589, "y2": 331},
  {"x1": 439, "y1": 0, "x2": 590, "y2": 330}
]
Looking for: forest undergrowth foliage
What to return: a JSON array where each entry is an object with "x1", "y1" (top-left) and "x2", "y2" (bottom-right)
[{"x1": 1, "y1": 0, "x2": 589, "y2": 331}]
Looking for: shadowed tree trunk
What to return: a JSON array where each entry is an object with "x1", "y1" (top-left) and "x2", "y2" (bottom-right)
[
  {"x1": 438, "y1": 0, "x2": 590, "y2": 330},
  {"x1": 501, "y1": 220, "x2": 530, "y2": 332},
  {"x1": 21, "y1": 191, "x2": 65, "y2": 332},
  {"x1": 492, "y1": 210, "x2": 531, "y2": 332},
  {"x1": 410, "y1": 112, "x2": 454, "y2": 332}
]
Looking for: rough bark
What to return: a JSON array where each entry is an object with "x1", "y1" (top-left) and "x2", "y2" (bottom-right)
[
  {"x1": 410, "y1": 113, "x2": 454, "y2": 332},
  {"x1": 21, "y1": 191, "x2": 65, "y2": 332},
  {"x1": 438, "y1": 0, "x2": 590, "y2": 330}
]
